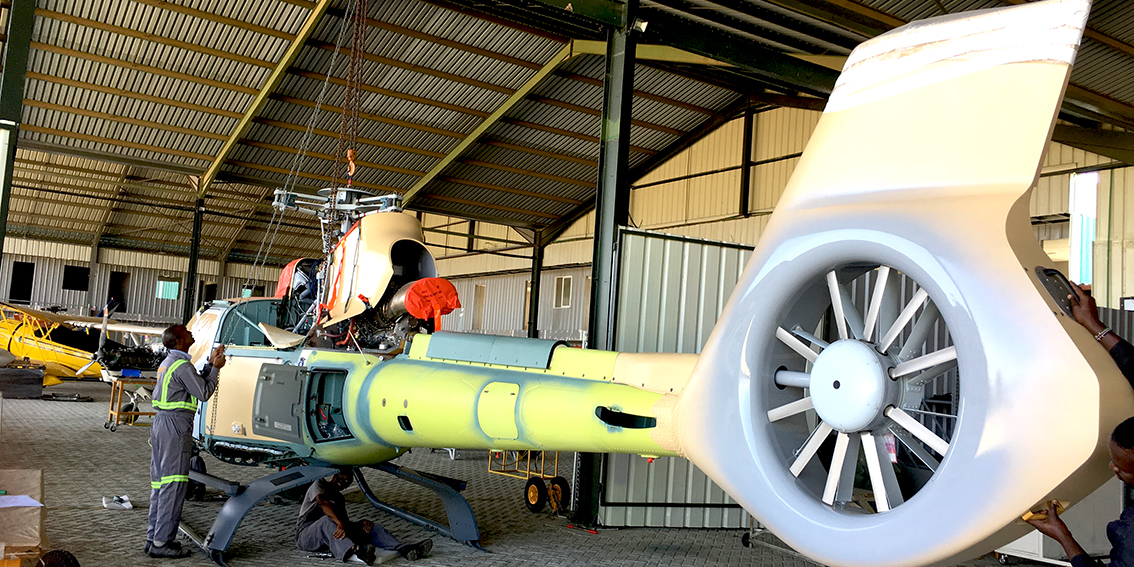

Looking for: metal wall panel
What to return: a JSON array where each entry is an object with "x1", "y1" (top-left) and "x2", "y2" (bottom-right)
[
  {"x1": 603, "y1": 228, "x2": 754, "y2": 528},
  {"x1": 440, "y1": 266, "x2": 591, "y2": 342},
  {"x1": 752, "y1": 107, "x2": 820, "y2": 212},
  {"x1": 0, "y1": 242, "x2": 277, "y2": 325},
  {"x1": 1090, "y1": 166, "x2": 1134, "y2": 308}
]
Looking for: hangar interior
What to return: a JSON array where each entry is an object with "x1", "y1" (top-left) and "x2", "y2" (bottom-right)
[{"x1": 1, "y1": 0, "x2": 1134, "y2": 565}]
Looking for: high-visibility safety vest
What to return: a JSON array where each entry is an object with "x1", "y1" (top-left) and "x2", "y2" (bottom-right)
[{"x1": 152, "y1": 358, "x2": 199, "y2": 411}]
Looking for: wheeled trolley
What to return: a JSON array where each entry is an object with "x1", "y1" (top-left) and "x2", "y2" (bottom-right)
[{"x1": 488, "y1": 450, "x2": 570, "y2": 514}]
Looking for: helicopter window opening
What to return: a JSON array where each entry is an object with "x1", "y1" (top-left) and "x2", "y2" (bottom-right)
[
  {"x1": 218, "y1": 300, "x2": 280, "y2": 347},
  {"x1": 397, "y1": 415, "x2": 413, "y2": 432},
  {"x1": 595, "y1": 406, "x2": 657, "y2": 429},
  {"x1": 62, "y1": 265, "x2": 90, "y2": 292},
  {"x1": 156, "y1": 278, "x2": 180, "y2": 300},
  {"x1": 307, "y1": 369, "x2": 353, "y2": 442}
]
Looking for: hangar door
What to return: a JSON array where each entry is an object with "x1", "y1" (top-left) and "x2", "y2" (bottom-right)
[{"x1": 602, "y1": 228, "x2": 753, "y2": 528}]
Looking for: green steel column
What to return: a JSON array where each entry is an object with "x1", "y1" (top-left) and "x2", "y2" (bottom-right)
[
  {"x1": 740, "y1": 96, "x2": 754, "y2": 217},
  {"x1": 589, "y1": 13, "x2": 637, "y2": 352},
  {"x1": 528, "y1": 231, "x2": 544, "y2": 339},
  {"x1": 0, "y1": 0, "x2": 37, "y2": 262},
  {"x1": 581, "y1": 0, "x2": 638, "y2": 527},
  {"x1": 183, "y1": 199, "x2": 203, "y2": 323}
]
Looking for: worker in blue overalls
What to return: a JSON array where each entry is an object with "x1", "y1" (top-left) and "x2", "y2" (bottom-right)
[{"x1": 145, "y1": 324, "x2": 226, "y2": 558}]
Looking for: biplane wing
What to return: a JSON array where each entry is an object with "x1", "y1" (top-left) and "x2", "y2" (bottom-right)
[
  {"x1": 0, "y1": 302, "x2": 165, "y2": 381},
  {"x1": 65, "y1": 319, "x2": 166, "y2": 337}
]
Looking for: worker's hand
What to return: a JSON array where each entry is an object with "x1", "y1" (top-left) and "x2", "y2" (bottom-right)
[
  {"x1": 1069, "y1": 282, "x2": 1105, "y2": 335},
  {"x1": 1026, "y1": 500, "x2": 1072, "y2": 540},
  {"x1": 360, "y1": 520, "x2": 373, "y2": 534},
  {"x1": 209, "y1": 345, "x2": 227, "y2": 369},
  {"x1": 333, "y1": 523, "x2": 346, "y2": 540}
]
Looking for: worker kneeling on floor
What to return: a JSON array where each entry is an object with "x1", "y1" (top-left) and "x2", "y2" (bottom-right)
[{"x1": 296, "y1": 468, "x2": 433, "y2": 564}]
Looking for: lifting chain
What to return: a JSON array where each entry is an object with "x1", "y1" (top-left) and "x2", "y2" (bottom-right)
[{"x1": 333, "y1": 0, "x2": 368, "y2": 189}]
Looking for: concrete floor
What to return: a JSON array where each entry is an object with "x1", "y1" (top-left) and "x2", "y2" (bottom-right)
[{"x1": 0, "y1": 381, "x2": 1028, "y2": 567}]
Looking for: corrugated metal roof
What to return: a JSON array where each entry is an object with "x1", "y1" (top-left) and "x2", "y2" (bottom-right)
[{"x1": 8, "y1": 0, "x2": 1134, "y2": 264}]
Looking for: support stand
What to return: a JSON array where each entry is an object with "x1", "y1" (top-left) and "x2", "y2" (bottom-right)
[
  {"x1": 181, "y1": 461, "x2": 485, "y2": 565},
  {"x1": 356, "y1": 462, "x2": 484, "y2": 550},
  {"x1": 182, "y1": 465, "x2": 339, "y2": 566}
]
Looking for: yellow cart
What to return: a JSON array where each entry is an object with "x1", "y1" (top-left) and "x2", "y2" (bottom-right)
[{"x1": 488, "y1": 450, "x2": 570, "y2": 514}]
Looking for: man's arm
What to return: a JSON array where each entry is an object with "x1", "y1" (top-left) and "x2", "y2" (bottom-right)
[
  {"x1": 179, "y1": 346, "x2": 226, "y2": 401},
  {"x1": 1027, "y1": 501, "x2": 1103, "y2": 567},
  {"x1": 315, "y1": 493, "x2": 353, "y2": 540},
  {"x1": 1069, "y1": 283, "x2": 1134, "y2": 387}
]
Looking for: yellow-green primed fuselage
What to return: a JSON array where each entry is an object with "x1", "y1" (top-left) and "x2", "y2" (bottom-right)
[{"x1": 197, "y1": 332, "x2": 690, "y2": 467}]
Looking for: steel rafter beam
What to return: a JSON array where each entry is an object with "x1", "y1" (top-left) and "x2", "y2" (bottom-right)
[
  {"x1": 645, "y1": 0, "x2": 855, "y2": 54},
  {"x1": 27, "y1": 72, "x2": 243, "y2": 118},
  {"x1": 217, "y1": 185, "x2": 278, "y2": 263},
  {"x1": 36, "y1": 9, "x2": 276, "y2": 68},
  {"x1": 272, "y1": 95, "x2": 465, "y2": 139},
  {"x1": 526, "y1": 0, "x2": 627, "y2": 28},
  {"x1": 758, "y1": 0, "x2": 893, "y2": 38},
  {"x1": 91, "y1": 166, "x2": 135, "y2": 248},
  {"x1": 439, "y1": 176, "x2": 584, "y2": 205},
  {"x1": 17, "y1": 139, "x2": 204, "y2": 176},
  {"x1": 197, "y1": 0, "x2": 333, "y2": 199},
  {"x1": 309, "y1": 40, "x2": 512, "y2": 93},
  {"x1": 543, "y1": 92, "x2": 750, "y2": 244},
  {"x1": 131, "y1": 0, "x2": 294, "y2": 40},
  {"x1": 1052, "y1": 124, "x2": 1134, "y2": 165},
  {"x1": 424, "y1": 193, "x2": 559, "y2": 220},
  {"x1": 555, "y1": 70, "x2": 714, "y2": 114},
  {"x1": 226, "y1": 159, "x2": 403, "y2": 194},
  {"x1": 777, "y1": 1, "x2": 1134, "y2": 129},
  {"x1": 402, "y1": 42, "x2": 578, "y2": 206},
  {"x1": 32, "y1": 42, "x2": 258, "y2": 95},
  {"x1": 289, "y1": 69, "x2": 490, "y2": 118},
  {"x1": 22, "y1": 99, "x2": 228, "y2": 141},
  {"x1": 240, "y1": 140, "x2": 424, "y2": 177},
  {"x1": 21, "y1": 124, "x2": 213, "y2": 161},
  {"x1": 636, "y1": 8, "x2": 838, "y2": 97},
  {"x1": 255, "y1": 118, "x2": 445, "y2": 159}
]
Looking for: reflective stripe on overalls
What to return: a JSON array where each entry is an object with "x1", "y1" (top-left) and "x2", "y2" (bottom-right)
[
  {"x1": 152, "y1": 359, "x2": 198, "y2": 411},
  {"x1": 151, "y1": 474, "x2": 189, "y2": 490}
]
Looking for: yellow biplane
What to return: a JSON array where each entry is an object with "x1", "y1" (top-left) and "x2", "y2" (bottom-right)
[{"x1": 0, "y1": 302, "x2": 164, "y2": 384}]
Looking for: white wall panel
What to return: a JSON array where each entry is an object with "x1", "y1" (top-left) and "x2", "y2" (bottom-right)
[
  {"x1": 439, "y1": 266, "x2": 591, "y2": 342},
  {"x1": 3, "y1": 237, "x2": 89, "y2": 262}
]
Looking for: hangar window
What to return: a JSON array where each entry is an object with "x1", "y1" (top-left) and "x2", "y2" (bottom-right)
[
  {"x1": 241, "y1": 285, "x2": 265, "y2": 298},
  {"x1": 156, "y1": 278, "x2": 180, "y2": 300},
  {"x1": 554, "y1": 276, "x2": 571, "y2": 309},
  {"x1": 472, "y1": 284, "x2": 486, "y2": 331},
  {"x1": 62, "y1": 265, "x2": 90, "y2": 291},
  {"x1": 9, "y1": 261, "x2": 34, "y2": 303}
]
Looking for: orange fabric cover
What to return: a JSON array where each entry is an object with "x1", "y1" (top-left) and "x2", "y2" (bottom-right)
[
  {"x1": 275, "y1": 258, "x2": 304, "y2": 298},
  {"x1": 403, "y1": 278, "x2": 461, "y2": 320}
]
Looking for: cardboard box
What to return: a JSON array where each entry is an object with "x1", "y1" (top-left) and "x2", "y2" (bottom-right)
[{"x1": 0, "y1": 469, "x2": 45, "y2": 564}]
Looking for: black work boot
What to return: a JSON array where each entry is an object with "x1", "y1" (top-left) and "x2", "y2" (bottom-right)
[
  {"x1": 148, "y1": 540, "x2": 190, "y2": 558},
  {"x1": 398, "y1": 539, "x2": 432, "y2": 561}
]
